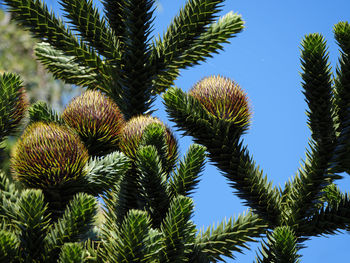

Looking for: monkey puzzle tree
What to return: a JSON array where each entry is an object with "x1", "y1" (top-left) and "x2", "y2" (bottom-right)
[
  {"x1": 0, "y1": 0, "x2": 268, "y2": 262},
  {"x1": 1, "y1": 0, "x2": 350, "y2": 262}
]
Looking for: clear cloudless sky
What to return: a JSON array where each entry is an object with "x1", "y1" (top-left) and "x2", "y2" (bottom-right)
[{"x1": 12, "y1": 0, "x2": 350, "y2": 262}]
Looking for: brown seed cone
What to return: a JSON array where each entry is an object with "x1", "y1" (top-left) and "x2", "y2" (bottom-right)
[
  {"x1": 119, "y1": 115, "x2": 178, "y2": 167},
  {"x1": 189, "y1": 75, "x2": 252, "y2": 128},
  {"x1": 11, "y1": 122, "x2": 89, "y2": 189},
  {"x1": 62, "y1": 90, "x2": 125, "y2": 156}
]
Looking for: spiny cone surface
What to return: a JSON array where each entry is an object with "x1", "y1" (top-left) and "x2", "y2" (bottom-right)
[
  {"x1": 11, "y1": 122, "x2": 89, "y2": 188},
  {"x1": 120, "y1": 115, "x2": 178, "y2": 164},
  {"x1": 62, "y1": 90, "x2": 125, "y2": 156},
  {"x1": 189, "y1": 75, "x2": 251, "y2": 127}
]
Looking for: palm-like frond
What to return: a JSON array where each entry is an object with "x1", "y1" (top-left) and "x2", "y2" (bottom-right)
[
  {"x1": 333, "y1": 22, "x2": 350, "y2": 173},
  {"x1": 102, "y1": 173, "x2": 142, "y2": 228},
  {"x1": 118, "y1": 0, "x2": 156, "y2": 118},
  {"x1": 34, "y1": 42, "x2": 99, "y2": 89},
  {"x1": 155, "y1": 0, "x2": 223, "y2": 60},
  {"x1": 0, "y1": 173, "x2": 20, "y2": 230},
  {"x1": 0, "y1": 72, "x2": 27, "y2": 141},
  {"x1": 136, "y1": 145, "x2": 170, "y2": 228},
  {"x1": 12, "y1": 189, "x2": 50, "y2": 262},
  {"x1": 100, "y1": 209, "x2": 162, "y2": 262},
  {"x1": 255, "y1": 226, "x2": 300, "y2": 263},
  {"x1": 334, "y1": 21, "x2": 350, "y2": 127},
  {"x1": 139, "y1": 122, "x2": 179, "y2": 175},
  {"x1": 58, "y1": 242, "x2": 85, "y2": 263},
  {"x1": 301, "y1": 34, "x2": 336, "y2": 150},
  {"x1": 194, "y1": 211, "x2": 266, "y2": 262},
  {"x1": 105, "y1": 210, "x2": 153, "y2": 263},
  {"x1": 318, "y1": 183, "x2": 343, "y2": 206},
  {"x1": 28, "y1": 101, "x2": 64, "y2": 124},
  {"x1": 0, "y1": 172, "x2": 19, "y2": 204},
  {"x1": 169, "y1": 144, "x2": 207, "y2": 198},
  {"x1": 102, "y1": 0, "x2": 125, "y2": 39},
  {"x1": 84, "y1": 151, "x2": 130, "y2": 195},
  {"x1": 45, "y1": 193, "x2": 97, "y2": 260},
  {"x1": 152, "y1": 2, "x2": 244, "y2": 94},
  {"x1": 0, "y1": 230, "x2": 18, "y2": 262},
  {"x1": 297, "y1": 191, "x2": 350, "y2": 237},
  {"x1": 60, "y1": 0, "x2": 120, "y2": 60},
  {"x1": 283, "y1": 34, "x2": 339, "y2": 225},
  {"x1": 178, "y1": 11, "x2": 244, "y2": 68},
  {"x1": 159, "y1": 195, "x2": 196, "y2": 262}
]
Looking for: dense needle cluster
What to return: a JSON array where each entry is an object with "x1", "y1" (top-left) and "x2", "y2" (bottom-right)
[
  {"x1": 189, "y1": 75, "x2": 251, "y2": 128},
  {"x1": 62, "y1": 90, "x2": 125, "y2": 156},
  {"x1": 11, "y1": 122, "x2": 89, "y2": 188}
]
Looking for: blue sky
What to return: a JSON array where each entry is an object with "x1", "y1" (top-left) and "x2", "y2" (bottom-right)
[
  {"x1": 16, "y1": 0, "x2": 350, "y2": 261},
  {"x1": 153, "y1": 1, "x2": 350, "y2": 261},
  {"x1": 150, "y1": 1, "x2": 350, "y2": 262}
]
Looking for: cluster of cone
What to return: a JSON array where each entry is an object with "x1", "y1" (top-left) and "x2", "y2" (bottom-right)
[
  {"x1": 11, "y1": 90, "x2": 178, "y2": 189},
  {"x1": 11, "y1": 75, "x2": 251, "y2": 189}
]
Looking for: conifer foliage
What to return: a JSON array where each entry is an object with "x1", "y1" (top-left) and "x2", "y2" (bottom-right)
[{"x1": 1, "y1": 0, "x2": 350, "y2": 262}]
